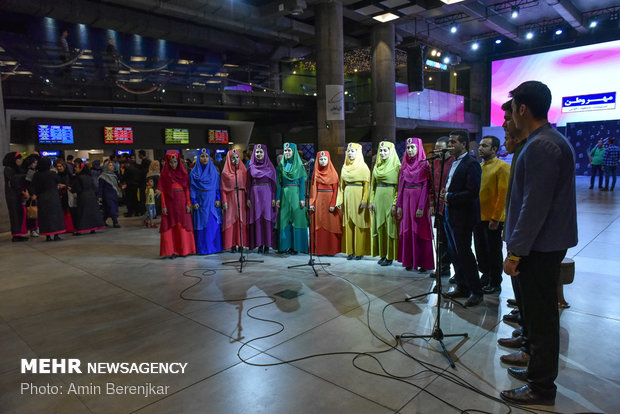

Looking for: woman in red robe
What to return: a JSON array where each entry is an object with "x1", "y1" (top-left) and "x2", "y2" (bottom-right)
[
  {"x1": 221, "y1": 149, "x2": 248, "y2": 251},
  {"x1": 159, "y1": 150, "x2": 195, "y2": 258},
  {"x1": 309, "y1": 150, "x2": 342, "y2": 255}
]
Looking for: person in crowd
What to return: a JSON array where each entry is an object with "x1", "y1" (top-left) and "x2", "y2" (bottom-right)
[
  {"x1": 97, "y1": 160, "x2": 121, "y2": 228},
  {"x1": 276, "y1": 142, "x2": 309, "y2": 254},
  {"x1": 500, "y1": 80, "x2": 578, "y2": 406},
  {"x1": 145, "y1": 177, "x2": 159, "y2": 229},
  {"x1": 309, "y1": 150, "x2": 342, "y2": 255},
  {"x1": 396, "y1": 137, "x2": 434, "y2": 272},
  {"x1": 336, "y1": 142, "x2": 371, "y2": 260},
  {"x1": 246, "y1": 144, "x2": 277, "y2": 254},
  {"x1": 138, "y1": 150, "x2": 151, "y2": 215},
  {"x1": 3, "y1": 152, "x2": 28, "y2": 242},
  {"x1": 91, "y1": 159, "x2": 103, "y2": 189},
  {"x1": 428, "y1": 136, "x2": 454, "y2": 279},
  {"x1": 369, "y1": 141, "x2": 400, "y2": 267},
  {"x1": 474, "y1": 135, "x2": 510, "y2": 294},
  {"x1": 66, "y1": 154, "x2": 75, "y2": 174},
  {"x1": 121, "y1": 158, "x2": 142, "y2": 217},
  {"x1": 221, "y1": 149, "x2": 248, "y2": 252},
  {"x1": 441, "y1": 129, "x2": 483, "y2": 307},
  {"x1": 158, "y1": 150, "x2": 195, "y2": 258},
  {"x1": 31, "y1": 158, "x2": 65, "y2": 241},
  {"x1": 602, "y1": 137, "x2": 619, "y2": 191},
  {"x1": 589, "y1": 139, "x2": 605, "y2": 189},
  {"x1": 71, "y1": 158, "x2": 105, "y2": 235},
  {"x1": 23, "y1": 154, "x2": 40, "y2": 237},
  {"x1": 190, "y1": 149, "x2": 222, "y2": 254},
  {"x1": 147, "y1": 159, "x2": 161, "y2": 188},
  {"x1": 54, "y1": 158, "x2": 75, "y2": 234},
  {"x1": 497, "y1": 99, "x2": 531, "y2": 367}
]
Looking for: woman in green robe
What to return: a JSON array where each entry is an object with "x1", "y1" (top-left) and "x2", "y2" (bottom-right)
[
  {"x1": 276, "y1": 142, "x2": 309, "y2": 254},
  {"x1": 370, "y1": 141, "x2": 401, "y2": 266}
]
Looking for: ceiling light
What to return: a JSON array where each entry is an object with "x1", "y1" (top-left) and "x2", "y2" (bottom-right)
[
  {"x1": 207, "y1": 80, "x2": 221, "y2": 84},
  {"x1": 177, "y1": 59, "x2": 193, "y2": 65},
  {"x1": 453, "y1": 72, "x2": 457, "y2": 76},
  {"x1": 292, "y1": 70, "x2": 296, "y2": 74},
  {"x1": 440, "y1": 0, "x2": 466, "y2": 4},
  {"x1": 589, "y1": 21, "x2": 598, "y2": 28},
  {"x1": 428, "y1": 76, "x2": 433, "y2": 81},
  {"x1": 431, "y1": 49, "x2": 437, "y2": 56},
  {"x1": 471, "y1": 42, "x2": 479, "y2": 50},
  {"x1": 450, "y1": 25, "x2": 458, "y2": 34},
  {"x1": 495, "y1": 39, "x2": 502, "y2": 44},
  {"x1": 436, "y1": 51, "x2": 441, "y2": 57},
  {"x1": 223, "y1": 63, "x2": 239, "y2": 68},
  {"x1": 215, "y1": 72, "x2": 229, "y2": 77},
  {"x1": 130, "y1": 56, "x2": 147, "y2": 62},
  {"x1": 511, "y1": 6, "x2": 519, "y2": 19},
  {"x1": 555, "y1": 29, "x2": 563, "y2": 35},
  {"x1": 443, "y1": 56, "x2": 450, "y2": 64},
  {"x1": 525, "y1": 32, "x2": 534, "y2": 40},
  {"x1": 372, "y1": 12, "x2": 399, "y2": 23},
  {"x1": 199, "y1": 73, "x2": 213, "y2": 77}
]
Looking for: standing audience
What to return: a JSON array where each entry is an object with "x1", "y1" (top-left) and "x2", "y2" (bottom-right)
[
  {"x1": 589, "y1": 139, "x2": 605, "y2": 190},
  {"x1": 98, "y1": 160, "x2": 121, "y2": 228},
  {"x1": 3, "y1": 152, "x2": 28, "y2": 241},
  {"x1": 31, "y1": 158, "x2": 65, "y2": 241},
  {"x1": 72, "y1": 159, "x2": 105, "y2": 235},
  {"x1": 602, "y1": 137, "x2": 619, "y2": 191}
]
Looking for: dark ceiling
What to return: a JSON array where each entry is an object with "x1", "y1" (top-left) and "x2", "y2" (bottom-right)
[{"x1": 1, "y1": 0, "x2": 619, "y2": 94}]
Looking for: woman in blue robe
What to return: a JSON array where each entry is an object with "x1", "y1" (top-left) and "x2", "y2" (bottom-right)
[{"x1": 190, "y1": 148, "x2": 222, "y2": 254}]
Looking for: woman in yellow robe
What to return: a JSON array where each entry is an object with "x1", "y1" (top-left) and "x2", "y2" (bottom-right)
[
  {"x1": 370, "y1": 141, "x2": 400, "y2": 266},
  {"x1": 336, "y1": 143, "x2": 371, "y2": 259}
]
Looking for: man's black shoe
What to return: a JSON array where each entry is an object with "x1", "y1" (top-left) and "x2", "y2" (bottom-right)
[
  {"x1": 377, "y1": 257, "x2": 386, "y2": 265},
  {"x1": 448, "y1": 275, "x2": 456, "y2": 284},
  {"x1": 503, "y1": 310, "x2": 520, "y2": 323},
  {"x1": 380, "y1": 259, "x2": 392, "y2": 266},
  {"x1": 500, "y1": 385, "x2": 555, "y2": 406},
  {"x1": 347, "y1": 254, "x2": 354, "y2": 260},
  {"x1": 444, "y1": 287, "x2": 469, "y2": 299},
  {"x1": 465, "y1": 294, "x2": 483, "y2": 307},
  {"x1": 482, "y1": 285, "x2": 501, "y2": 294},
  {"x1": 507, "y1": 367, "x2": 528, "y2": 381}
]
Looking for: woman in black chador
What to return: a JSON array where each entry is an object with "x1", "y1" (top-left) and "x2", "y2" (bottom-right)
[
  {"x1": 71, "y1": 158, "x2": 105, "y2": 235},
  {"x1": 2, "y1": 152, "x2": 28, "y2": 241},
  {"x1": 31, "y1": 158, "x2": 66, "y2": 241}
]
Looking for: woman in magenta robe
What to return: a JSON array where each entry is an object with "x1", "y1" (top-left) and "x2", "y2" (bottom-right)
[
  {"x1": 246, "y1": 144, "x2": 277, "y2": 253},
  {"x1": 159, "y1": 150, "x2": 195, "y2": 258},
  {"x1": 221, "y1": 149, "x2": 248, "y2": 251},
  {"x1": 396, "y1": 137, "x2": 435, "y2": 271}
]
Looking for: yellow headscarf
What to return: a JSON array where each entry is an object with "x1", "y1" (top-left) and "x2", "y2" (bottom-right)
[
  {"x1": 372, "y1": 141, "x2": 400, "y2": 184},
  {"x1": 341, "y1": 143, "x2": 370, "y2": 183}
]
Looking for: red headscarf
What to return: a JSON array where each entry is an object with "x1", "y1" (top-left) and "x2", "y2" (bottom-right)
[
  {"x1": 311, "y1": 150, "x2": 339, "y2": 186},
  {"x1": 158, "y1": 150, "x2": 189, "y2": 193},
  {"x1": 400, "y1": 137, "x2": 427, "y2": 181},
  {"x1": 221, "y1": 149, "x2": 247, "y2": 192}
]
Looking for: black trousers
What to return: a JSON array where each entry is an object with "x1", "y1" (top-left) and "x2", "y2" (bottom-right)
[
  {"x1": 518, "y1": 249, "x2": 566, "y2": 394},
  {"x1": 434, "y1": 215, "x2": 452, "y2": 275},
  {"x1": 590, "y1": 164, "x2": 603, "y2": 188},
  {"x1": 473, "y1": 221, "x2": 504, "y2": 287},
  {"x1": 125, "y1": 185, "x2": 139, "y2": 216},
  {"x1": 443, "y1": 212, "x2": 482, "y2": 296}
]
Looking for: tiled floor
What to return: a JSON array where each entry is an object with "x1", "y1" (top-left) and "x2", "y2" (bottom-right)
[{"x1": 1, "y1": 177, "x2": 618, "y2": 413}]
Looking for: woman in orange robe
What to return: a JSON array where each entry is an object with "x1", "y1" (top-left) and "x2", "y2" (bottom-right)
[
  {"x1": 221, "y1": 149, "x2": 248, "y2": 251},
  {"x1": 309, "y1": 150, "x2": 342, "y2": 255}
]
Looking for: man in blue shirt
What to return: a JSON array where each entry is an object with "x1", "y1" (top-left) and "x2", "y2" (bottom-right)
[
  {"x1": 501, "y1": 81, "x2": 578, "y2": 406},
  {"x1": 602, "y1": 137, "x2": 619, "y2": 191}
]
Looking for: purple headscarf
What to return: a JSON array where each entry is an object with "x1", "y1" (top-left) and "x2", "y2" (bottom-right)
[
  {"x1": 400, "y1": 137, "x2": 427, "y2": 180},
  {"x1": 247, "y1": 144, "x2": 276, "y2": 183}
]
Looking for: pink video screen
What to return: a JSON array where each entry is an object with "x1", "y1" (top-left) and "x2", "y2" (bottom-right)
[{"x1": 490, "y1": 39, "x2": 620, "y2": 127}]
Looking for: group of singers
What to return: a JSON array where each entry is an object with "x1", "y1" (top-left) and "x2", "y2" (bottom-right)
[{"x1": 158, "y1": 137, "x2": 438, "y2": 272}]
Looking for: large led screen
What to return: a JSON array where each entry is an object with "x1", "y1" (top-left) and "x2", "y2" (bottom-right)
[
  {"x1": 164, "y1": 128, "x2": 189, "y2": 145},
  {"x1": 491, "y1": 40, "x2": 620, "y2": 127},
  {"x1": 38, "y1": 125, "x2": 74, "y2": 144}
]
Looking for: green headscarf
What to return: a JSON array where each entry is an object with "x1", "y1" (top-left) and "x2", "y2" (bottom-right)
[
  {"x1": 279, "y1": 142, "x2": 307, "y2": 181},
  {"x1": 372, "y1": 141, "x2": 400, "y2": 184}
]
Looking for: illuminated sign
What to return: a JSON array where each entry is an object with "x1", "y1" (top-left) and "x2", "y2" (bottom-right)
[
  {"x1": 104, "y1": 126, "x2": 134, "y2": 144},
  {"x1": 208, "y1": 129, "x2": 229, "y2": 144},
  {"x1": 425, "y1": 59, "x2": 448, "y2": 70},
  {"x1": 164, "y1": 128, "x2": 189, "y2": 144},
  {"x1": 562, "y1": 92, "x2": 616, "y2": 113},
  {"x1": 38, "y1": 125, "x2": 74, "y2": 144}
]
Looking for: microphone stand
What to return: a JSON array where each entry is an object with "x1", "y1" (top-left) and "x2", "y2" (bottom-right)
[
  {"x1": 396, "y1": 149, "x2": 468, "y2": 368},
  {"x1": 223, "y1": 161, "x2": 263, "y2": 273},
  {"x1": 288, "y1": 160, "x2": 330, "y2": 277}
]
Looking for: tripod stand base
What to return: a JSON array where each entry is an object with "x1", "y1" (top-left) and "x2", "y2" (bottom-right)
[
  {"x1": 288, "y1": 258, "x2": 331, "y2": 277},
  {"x1": 222, "y1": 248, "x2": 264, "y2": 273},
  {"x1": 397, "y1": 328, "x2": 468, "y2": 368}
]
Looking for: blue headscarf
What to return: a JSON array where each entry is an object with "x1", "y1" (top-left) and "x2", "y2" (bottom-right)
[{"x1": 190, "y1": 148, "x2": 219, "y2": 191}]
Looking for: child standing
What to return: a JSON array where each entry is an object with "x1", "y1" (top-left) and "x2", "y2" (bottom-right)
[{"x1": 145, "y1": 177, "x2": 158, "y2": 228}]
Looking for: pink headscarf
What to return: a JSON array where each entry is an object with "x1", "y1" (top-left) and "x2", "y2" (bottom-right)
[{"x1": 400, "y1": 137, "x2": 426, "y2": 180}]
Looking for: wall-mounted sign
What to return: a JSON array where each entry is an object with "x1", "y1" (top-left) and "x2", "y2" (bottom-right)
[
  {"x1": 38, "y1": 125, "x2": 74, "y2": 144},
  {"x1": 104, "y1": 126, "x2": 134, "y2": 144},
  {"x1": 326, "y1": 84, "x2": 344, "y2": 121}
]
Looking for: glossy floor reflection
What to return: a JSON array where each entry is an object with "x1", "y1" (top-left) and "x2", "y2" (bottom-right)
[{"x1": 1, "y1": 177, "x2": 618, "y2": 413}]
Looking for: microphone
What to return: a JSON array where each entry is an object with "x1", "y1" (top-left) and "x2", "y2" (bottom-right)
[
  {"x1": 421, "y1": 154, "x2": 441, "y2": 162},
  {"x1": 435, "y1": 147, "x2": 455, "y2": 152},
  {"x1": 303, "y1": 158, "x2": 315, "y2": 166}
]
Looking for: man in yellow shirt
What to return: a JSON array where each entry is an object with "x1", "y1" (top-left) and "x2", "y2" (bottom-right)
[{"x1": 474, "y1": 135, "x2": 510, "y2": 294}]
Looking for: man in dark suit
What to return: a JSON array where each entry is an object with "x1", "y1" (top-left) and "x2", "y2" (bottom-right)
[
  {"x1": 500, "y1": 81, "x2": 578, "y2": 405},
  {"x1": 440, "y1": 129, "x2": 483, "y2": 307}
]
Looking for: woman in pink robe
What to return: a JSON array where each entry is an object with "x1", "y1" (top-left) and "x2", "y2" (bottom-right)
[
  {"x1": 396, "y1": 137, "x2": 435, "y2": 271},
  {"x1": 221, "y1": 149, "x2": 248, "y2": 251}
]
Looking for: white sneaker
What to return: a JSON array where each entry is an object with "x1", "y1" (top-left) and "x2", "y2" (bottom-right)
[{"x1": 30, "y1": 230, "x2": 40, "y2": 237}]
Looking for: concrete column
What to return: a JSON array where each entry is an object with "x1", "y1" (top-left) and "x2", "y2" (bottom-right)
[
  {"x1": 315, "y1": 1, "x2": 346, "y2": 167},
  {"x1": 0, "y1": 78, "x2": 9, "y2": 232},
  {"x1": 470, "y1": 61, "x2": 489, "y2": 127},
  {"x1": 371, "y1": 22, "x2": 396, "y2": 150}
]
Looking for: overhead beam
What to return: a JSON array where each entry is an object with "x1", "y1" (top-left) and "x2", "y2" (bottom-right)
[
  {"x1": 455, "y1": 0, "x2": 522, "y2": 43},
  {"x1": 545, "y1": 0, "x2": 588, "y2": 33},
  {"x1": 395, "y1": 20, "x2": 470, "y2": 56}
]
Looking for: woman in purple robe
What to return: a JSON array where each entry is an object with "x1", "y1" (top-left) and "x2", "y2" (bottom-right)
[
  {"x1": 396, "y1": 137, "x2": 435, "y2": 271},
  {"x1": 246, "y1": 144, "x2": 277, "y2": 253}
]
